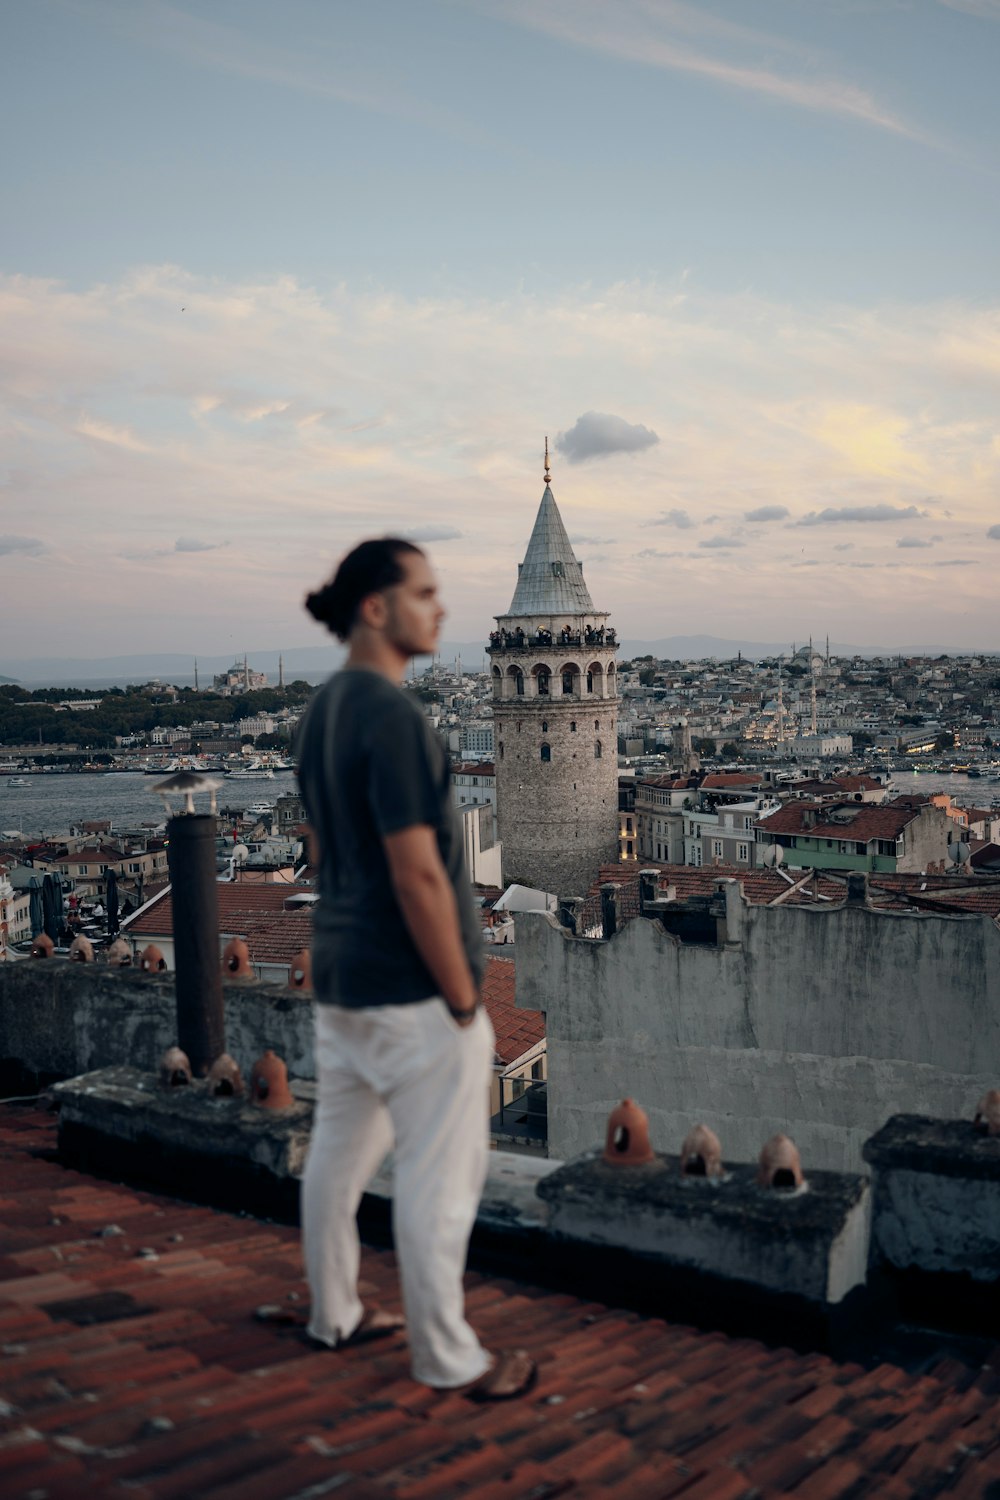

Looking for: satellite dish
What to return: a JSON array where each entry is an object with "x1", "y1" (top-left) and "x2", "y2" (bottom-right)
[
  {"x1": 761, "y1": 844, "x2": 784, "y2": 868},
  {"x1": 232, "y1": 844, "x2": 250, "y2": 864},
  {"x1": 950, "y1": 841, "x2": 971, "y2": 866}
]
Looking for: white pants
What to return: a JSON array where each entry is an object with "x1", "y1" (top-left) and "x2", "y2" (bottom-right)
[{"x1": 301, "y1": 997, "x2": 495, "y2": 1388}]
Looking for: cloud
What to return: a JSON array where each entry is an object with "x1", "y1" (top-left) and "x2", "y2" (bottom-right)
[
  {"x1": 988, "y1": 524, "x2": 1000, "y2": 540},
  {"x1": 797, "y1": 504, "x2": 924, "y2": 526},
  {"x1": 406, "y1": 524, "x2": 463, "y2": 542},
  {"x1": 647, "y1": 508, "x2": 694, "y2": 529},
  {"x1": 556, "y1": 411, "x2": 659, "y2": 464},
  {"x1": 569, "y1": 534, "x2": 603, "y2": 545},
  {"x1": 488, "y1": 0, "x2": 927, "y2": 139},
  {"x1": 175, "y1": 536, "x2": 222, "y2": 552},
  {"x1": 636, "y1": 547, "x2": 683, "y2": 560},
  {"x1": 896, "y1": 536, "x2": 934, "y2": 548},
  {"x1": 698, "y1": 535, "x2": 744, "y2": 549},
  {"x1": 933, "y1": 559, "x2": 978, "y2": 566},
  {"x1": 833, "y1": 543, "x2": 854, "y2": 552},
  {"x1": 0, "y1": 534, "x2": 45, "y2": 556},
  {"x1": 745, "y1": 505, "x2": 789, "y2": 522}
]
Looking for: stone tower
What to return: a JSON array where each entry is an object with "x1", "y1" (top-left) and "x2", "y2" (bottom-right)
[{"x1": 488, "y1": 444, "x2": 620, "y2": 896}]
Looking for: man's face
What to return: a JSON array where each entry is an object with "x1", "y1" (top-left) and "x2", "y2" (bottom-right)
[{"x1": 381, "y1": 551, "x2": 445, "y2": 657}]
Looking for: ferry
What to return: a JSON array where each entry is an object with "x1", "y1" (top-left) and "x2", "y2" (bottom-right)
[
  {"x1": 7, "y1": 776, "x2": 31, "y2": 788},
  {"x1": 226, "y1": 761, "x2": 275, "y2": 781}
]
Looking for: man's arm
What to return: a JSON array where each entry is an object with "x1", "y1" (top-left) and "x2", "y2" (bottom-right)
[{"x1": 383, "y1": 824, "x2": 480, "y2": 1025}]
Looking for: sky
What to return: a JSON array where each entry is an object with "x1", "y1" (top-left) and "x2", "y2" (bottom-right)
[{"x1": 1, "y1": 0, "x2": 999, "y2": 658}]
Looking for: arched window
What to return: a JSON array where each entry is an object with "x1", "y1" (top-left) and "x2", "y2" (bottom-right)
[
  {"x1": 586, "y1": 661, "x2": 603, "y2": 695},
  {"x1": 540, "y1": 743, "x2": 552, "y2": 762},
  {"x1": 570, "y1": 721, "x2": 577, "y2": 732},
  {"x1": 534, "y1": 665, "x2": 550, "y2": 696},
  {"x1": 541, "y1": 720, "x2": 548, "y2": 733},
  {"x1": 491, "y1": 666, "x2": 502, "y2": 699},
  {"x1": 499, "y1": 742, "x2": 504, "y2": 759},
  {"x1": 594, "y1": 719, "x2": 600, "y2": 730},
  {"x1": 594, "y1": 740, "x2": 602, "y2": 758},
  {"x1": 507, "y1": 663, "x2": 524, "y2": 697}
]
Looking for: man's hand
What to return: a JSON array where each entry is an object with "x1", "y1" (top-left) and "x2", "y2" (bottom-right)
[
  {"x1": 383, "y1": 824, "x2": 481, "y2": 1022},
  {"x1": 446, "y1": 1001, "x2": 478, "y2": 1028}
]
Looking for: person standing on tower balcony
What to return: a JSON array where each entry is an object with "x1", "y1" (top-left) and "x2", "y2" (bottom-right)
[{"x1": 294, "y1": 537, "x2": 535, "y2": 1400}]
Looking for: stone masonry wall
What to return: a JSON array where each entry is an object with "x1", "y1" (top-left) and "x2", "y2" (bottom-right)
[
  {"x1": 0, "y1": 962, "x2": 315, "y2": 1089},
  {"x1": 515, "y1": 886, "x2": 1000, "y2": 1173}
]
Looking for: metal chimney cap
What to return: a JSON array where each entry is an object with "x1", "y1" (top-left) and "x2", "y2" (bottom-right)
[{"x1": 151, "y1": 772, "x2": 223, "y2": 794}]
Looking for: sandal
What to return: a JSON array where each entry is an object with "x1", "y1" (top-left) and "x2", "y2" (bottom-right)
[
  {"x1": 465, "y1": 1349, "x2": 537, "y2": 1402},
  {"x1": 255, "y1": 1303, "x2": 405, "y2": 1347}
]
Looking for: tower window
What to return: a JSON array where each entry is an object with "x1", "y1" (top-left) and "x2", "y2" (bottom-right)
[
  {"x1": 595, "y1": 719, "x2": 600, "y2": 730},
  {"x1": 499, "y1": 742, "x2": 504, "y2": 759},
  {"x1": 542, "y1": 720, "x2": 548, "y2": 733},
  {"x1": 570, "y1": 721, "x2": 577, "y2": 732},
  {"x1": 594, "y1": 740, "x2": 602, "y2": 758},
  {"x1": 535, "y1": 666, "x2": 550, "y2": 696},
  {"x1": 541, "y1": 743, "x2": 552, "y2": 762}
]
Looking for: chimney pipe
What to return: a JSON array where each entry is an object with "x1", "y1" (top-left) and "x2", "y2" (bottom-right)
[{"x1": 166, "y1": 813, "x2": 225, "y2": 1077}]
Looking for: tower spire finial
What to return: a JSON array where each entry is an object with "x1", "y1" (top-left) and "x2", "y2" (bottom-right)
[{"x1": 543, "y1": 435, "x2": 551, "y2": 486}]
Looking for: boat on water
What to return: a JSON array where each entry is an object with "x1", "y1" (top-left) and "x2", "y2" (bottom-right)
[
  {"x1": 226, "y1": 761, "x2": 275, "y2": 781},
  {"x1": 7, "y1": 777, "x2": 31, "y2": 788},
  {"x1": 246, "y1": 800, "x2": 274, "y2": 817}
]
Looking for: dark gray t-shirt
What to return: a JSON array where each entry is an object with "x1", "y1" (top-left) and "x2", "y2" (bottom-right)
[{"x1": 296, "y1": 668, "x2": 485, "y2": 1007}]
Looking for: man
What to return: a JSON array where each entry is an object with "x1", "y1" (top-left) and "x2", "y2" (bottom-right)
[{"x1": 295, "y1": 538, "x2": 535, "y2": 1399}]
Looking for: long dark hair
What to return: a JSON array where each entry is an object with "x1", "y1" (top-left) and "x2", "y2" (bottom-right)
[{"x1": 305, "y1": 537, "x2": 424, "y2": 642}]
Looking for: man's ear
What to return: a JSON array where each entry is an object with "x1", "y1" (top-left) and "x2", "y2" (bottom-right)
[{"x1": 356, "y1": 590, "x2": 388, "y2": 631}]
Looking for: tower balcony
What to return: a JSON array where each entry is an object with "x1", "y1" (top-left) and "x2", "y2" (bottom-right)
[{"x1": 487, "y1": 624, "x2": 617, "y2": 654}]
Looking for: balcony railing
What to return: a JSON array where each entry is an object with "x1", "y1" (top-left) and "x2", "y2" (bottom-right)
[{"x1": 488, "y1": 627, "x2": 617, "y2": 653}]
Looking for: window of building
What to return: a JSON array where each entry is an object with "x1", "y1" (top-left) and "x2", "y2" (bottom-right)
[
  {"x1": 626, "y1": 817, "x2": 633, "y2": 834},
  {"x1": 595, "y1": 719, "x2": 600, "y2": 730},
  {"x1": 839, "y1": 840, "x2": 851, "y2": 854},
  {"x1": 657, "y1": 843, "x2": 662, "y2": 860},
  {"x1": 744, "y1": 816, "x2": 753, "y2": 830},
  {"x1": 536, "y1": 668, "x2": 550, "y2": 696},
  {"x1": 541, "y1": 720, "x2": 548, "y2": 733},
  {"x1": 570, "y1": 721, "x2": 577, "y2": 732},
  {"x1": 626, "y1": 839, "x2": 633, "y2": 855},
  {"x1": 540, "y1": 743, "x2": 551, "y2": 762},
  {"x1": 594, "y1": 740, "x2": 602, "y2": 758},
  {"x1": 737, "y1": 843, "x2": 749, "y2": 862},
  {"x1": 515, "y1": 672, "x2": 524, "y2": 696},
  {"x1": 531, "y1": 1058, "x2": 544, "y2": 1081},
  {"x1": 499, "y1": 742, "x2": 504, "y2": 759},
  {"x1": 713, "y1": 840, "x2": 723, "y2": 857},
  {"x1": 562, "y1": 671, "x2": 575, "y2": 695},
  {"x1": 586, "y1": 671, "x2": 594, "y2": 693}
]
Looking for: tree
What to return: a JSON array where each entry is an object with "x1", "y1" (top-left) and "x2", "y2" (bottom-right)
[
  {"x1": 934, "y1": 730, "x2": 956, "y2": 752},
  {"x1": 693, "y1": 737, "x2": 717, "y2": 755},
  {"x1": 637, "y1": 668, "x2": 656, "y2": 687},
  {"x1": 720, "y1": 741, "x2": 740, "y2": 759}
]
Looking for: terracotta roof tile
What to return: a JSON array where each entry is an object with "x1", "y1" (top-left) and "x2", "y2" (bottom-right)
[
  {"x1": 4, "y1": 1106, "x2": 1000, "y2": 1498},
  {"x1": 481, "y1": 956, "x2": 545, "y2": 1065}
]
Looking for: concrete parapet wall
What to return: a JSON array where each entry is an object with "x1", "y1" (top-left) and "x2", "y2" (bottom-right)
[
  {"x1": 516, "y1": 894, "x2": 1000, "y2": 1172},
  {"x1": 0, "y1": 961, "x2": 315, "y2": 1088}
]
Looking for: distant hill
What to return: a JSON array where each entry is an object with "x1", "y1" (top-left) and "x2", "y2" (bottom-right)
[{"x1": 4, "y1": 636, "x2": 997, "y2": 688}]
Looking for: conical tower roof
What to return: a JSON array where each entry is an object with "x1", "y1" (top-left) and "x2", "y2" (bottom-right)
[{"x1": 506, "y1": 483, "x2": 595, "y2": 616}]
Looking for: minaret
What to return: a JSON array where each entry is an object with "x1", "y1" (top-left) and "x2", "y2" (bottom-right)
[
  {"x1": 488, "y1": 440, "x2": 619, "y2": 896},
  {"x1": 777, "y1": 657, "x2": 785, "y2": 743},
  {"x1": 243, "y1": 654, "x2": 250, "y2": 691},
  {"x1": 278, "y1": 654, "x2": 285, "y2": 690},
  {"x1": 194, "y1": 658, "x2": 199, "y2": 692}
]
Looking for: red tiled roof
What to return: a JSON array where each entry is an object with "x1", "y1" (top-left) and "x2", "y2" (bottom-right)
[
  {"x1": 482, "y1": 956, "x2": 544, "y2": 1066},
  {"x1": 124, "y1": 884, "x2": 315, "y2": 938},
  {"x1": 758, "y1": 802, "x2": 921, "y2": 842},
  {"x1": 700, "y1": 773, "x2": 763, "y2": 789},
  {"x1": 4, "y1": 1106, "x2": 1000, "y2": 1498},
  {"x1": 453, "y1": 763, "x2": 496, "y2": 776}
]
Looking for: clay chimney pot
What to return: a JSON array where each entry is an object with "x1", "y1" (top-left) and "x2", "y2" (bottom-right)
[
  {"x1": 974, "y1": 1090, "x2": 1000, "y2": 1136},
  {"x1": 105, "y1": 937, "x2": 133, "y2": 966},
  {"x1": 757, "y1": 1133, "x2": 803, "y2": 1190},
  {"x1": 222, "y1": 937, "x2": 253, "y2": 979},
  {"x1": 207, "y1": 1053, "x2": 244, "y2": 1098},
  {"x1": 159, "y1": 1046, "x2": 193, "y2": 1088},
  {"x1": 139, "y1": 944, "x2": 167, "y2": 973},
  {"x1": 68, "y1": 934, "x2": 94, "y2": 963},
  {"x1": 603, "y1": 1098, "x2": 655, "y2": 1165},
  {"x1": 249, "y1": 1050, "x2": 294, "y2": 1110},
  {"x1": 680, "y1": 1123, "x2": 723, "y2": 1178},
  {"x1": 289, "y1": 948, "x2": 312, "y2": 991},
  {"x1": 30, "y1": 933, "x2": 55, "y2": 959}
]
